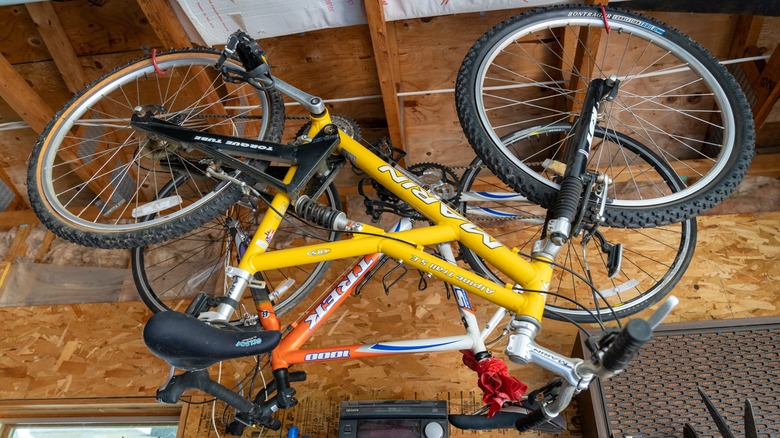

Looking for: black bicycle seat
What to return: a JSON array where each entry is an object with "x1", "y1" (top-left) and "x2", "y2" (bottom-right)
[{"x1": 143, "y1": 311, "x2": 281, "y2": 371}]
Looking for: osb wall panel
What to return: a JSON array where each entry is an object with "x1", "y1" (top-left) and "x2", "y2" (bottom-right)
[{"x1": 0, "y1": 210, "x2": 777, "y2": 437}]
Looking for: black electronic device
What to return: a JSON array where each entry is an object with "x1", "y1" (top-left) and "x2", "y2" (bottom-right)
[{"x1": 338, "y1": 400, "x2": 448, "y2": 438}]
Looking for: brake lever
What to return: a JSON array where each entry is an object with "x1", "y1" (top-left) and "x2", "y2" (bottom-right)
[{"x1": 647, "y1": 295, "x2": 679, "y2": 330}]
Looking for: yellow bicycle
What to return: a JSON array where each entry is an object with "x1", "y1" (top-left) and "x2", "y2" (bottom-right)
[{"x1": 26, "y1": 5, "x2": 753, "y2": 433}]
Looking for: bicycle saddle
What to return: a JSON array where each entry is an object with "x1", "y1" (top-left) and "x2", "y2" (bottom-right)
[{"x1": 143, "y1": 311, "x2": 281, "y2": 371}]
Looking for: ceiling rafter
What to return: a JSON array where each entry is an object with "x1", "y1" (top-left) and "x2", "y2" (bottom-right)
[
  {"x1": 24, "y1": 1, "x2": 145, "y2": 210},
  {"x1": 365, "y1": 0, "x2": 406, "y2": 160}
]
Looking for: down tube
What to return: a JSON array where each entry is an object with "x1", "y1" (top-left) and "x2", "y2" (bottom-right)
[
  {"x1": 272, "y1": 254, "x2": 478, "y2": 369},
  {"x1": 247, "y1": 226, "x2": 529, "y2": 314}
]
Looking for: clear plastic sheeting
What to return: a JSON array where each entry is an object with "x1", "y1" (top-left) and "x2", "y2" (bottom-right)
[
  {"x1": 0, "y1": 261, "x2": 140, "y2": 307},
  {"x1": 173, "y1": 0, "x2": 621, "y2": 45}
]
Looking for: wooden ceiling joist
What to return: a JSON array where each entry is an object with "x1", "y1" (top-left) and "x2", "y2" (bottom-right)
[
  {"x1": 724, "y1": 15, "x2": 780, "y2": 134},
  {"x1": 750, "y1": 49, "x2": 780, "y2": 133},
  {"x1": 0, "y1": 52, "x2": 132, "y2": 215},
  {"x1": 136, "y1": 0, "x2": 192, "y2": 49},
  {"x1": 0, "y1": 55, "x2": 56, "y2": 134},
  {"x1": 26, "y1": 1, "x2": 146, "y2": 203},
  {"x1": 567, "y1": 0, "x2": 608, "y2": 114},
  {"x1": 365, "y1": 0, "x2": 406, "y2": 157},
  {"x1": 25, "y1": 1, "x2": 90, "y2": 93}
]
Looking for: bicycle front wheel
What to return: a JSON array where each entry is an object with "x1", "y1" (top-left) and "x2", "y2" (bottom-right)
[
  {"x1": 460, "y1": 124, "x2": 696, "y2": 322},
  {"x1": 132, "y1": 181, "x2": 341, "y2": 316},
  {"x1": 28, "y1": 49, "x2": 285, "y2": 248},
  {"x1": 457, "y1": 5, "x2": 753, "y2": 227}
]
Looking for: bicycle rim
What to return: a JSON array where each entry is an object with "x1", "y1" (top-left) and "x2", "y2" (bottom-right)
[
  {"x1": 460, "y1": 124, "x2": 696, "y2": 322},
  {"x1": 30, "y1": 49, "x2": 284, "y2": 246}
]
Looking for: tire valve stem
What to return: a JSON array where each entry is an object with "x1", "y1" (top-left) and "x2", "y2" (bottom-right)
[{"x1": 268, "y1": 278, "x2": 296, "y2": 302}]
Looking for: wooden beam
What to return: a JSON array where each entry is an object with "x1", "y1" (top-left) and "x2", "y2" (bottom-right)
[
  {"x1": 728, "y1": 15, "x2": 765, "y2": 60},
  {"x1": 0, "y1": 54, "x2": 127, "y2": 213},
  {"x1": 752, "y1": 47, "x2": 780, "y2": 132},
  {"x1": 0, "y1": 54, "x2": 56, "y2": 134},
  {"x1": 566, "y1": 0, "x2": 607, "y2": 114},
  {"x1": 26, "y1": 1, "x2": 144, "y2": 196},
  {"x1": 0, "y1": 167, "x2": 26, "y2": 211},
  {"x1": 135, "y1": 0, "x2": 192, "y2": 49},
  {"x1": 364, "y1": 0, "x2": 406, "y2": 157},
  {"x1": 0, "y1": 210, "x2": 40, "y2": 230},
  {"x1": 25, "y1": 1, "x2": 90, "y2": 93},
  {"x1": 34, "y1": 230, "x2": 57, "y2": 263},
  {"x1": 4, "y1": 223, "x2": 36, "y2": 263}
]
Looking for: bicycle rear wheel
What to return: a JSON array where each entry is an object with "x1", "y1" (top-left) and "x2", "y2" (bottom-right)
[
  {"x1": 132, "y1": 180, "x2": 341, "y2": 316},
  {"x1": 456, "y1": 5, "x2": 753, "y2": 227},
  {"x1": 460, "y1": 124, "x2": 696, "y2": 322},
  {"x1": 28, "y1": 49, "x2": 285, "y2": 249}
]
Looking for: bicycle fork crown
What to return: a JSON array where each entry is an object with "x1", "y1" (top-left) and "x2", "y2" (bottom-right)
[{"x1": 504, "y1": 318, "x2": 591, "y2": 392}]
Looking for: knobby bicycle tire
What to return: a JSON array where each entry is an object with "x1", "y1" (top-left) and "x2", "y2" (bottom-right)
[
  {"x1": 456, "y1": 5, "x2": 754, "y2": 228},
  {"x1": 28, "y1": 49, "x2": 285, "y2": 249},
  {"x1": 460, "y1": 123, "x2": 696, "y2": 322}
]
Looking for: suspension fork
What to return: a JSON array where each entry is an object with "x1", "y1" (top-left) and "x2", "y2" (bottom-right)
[{"x1": 548, "y1": 77, "x2": 619, "y2": 245}]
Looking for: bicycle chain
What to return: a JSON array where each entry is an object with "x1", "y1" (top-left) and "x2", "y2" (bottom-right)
[{"x1": 191, "y1": 113, "x2": 313, "y2": 121}]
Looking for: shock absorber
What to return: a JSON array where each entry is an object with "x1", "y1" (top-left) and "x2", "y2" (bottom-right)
[
  {"x1": 295, "y1": 196, "x2": 350, "y2": 230},
  {"x1": 549, "y1": 77, "x2": 614, "y2": 245}
]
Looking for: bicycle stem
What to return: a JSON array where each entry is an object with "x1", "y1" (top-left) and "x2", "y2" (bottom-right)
[
  {"x1": 253, "y1": 75, "x2": 327, "y2": 115},
  {"x1": 508, "y1": 295, "x2": 679, "y2": 420}
]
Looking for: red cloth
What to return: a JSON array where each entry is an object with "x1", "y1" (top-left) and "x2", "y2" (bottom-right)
[{"x1": 461, "y1": 350, "x2": 528, "y2": 418}]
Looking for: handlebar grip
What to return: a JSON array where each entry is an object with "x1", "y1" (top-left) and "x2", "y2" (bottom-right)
[
  {"x1": 601, "y1": 318, "x2": 652, "y2": 372},
  {"x1": 514, "y1": 407, "x2": 550, "y2": 432}
]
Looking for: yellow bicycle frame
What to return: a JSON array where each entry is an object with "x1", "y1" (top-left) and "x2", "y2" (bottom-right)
[{"x1": 233, "y1": 110, "x2": 553, "y2": 331}]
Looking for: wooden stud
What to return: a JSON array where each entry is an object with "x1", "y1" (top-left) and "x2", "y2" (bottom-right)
[
  {"x1": 566, "y1": 0, "x2": 607, "y2": 114},
  {"x1": 34, "y1": 231, "x2": 57, "y2": 263},
  {"x1": 0, "y1": 54, "x2": 126, "y2": 211},
  {"x1": 364, "y1": 0, "x2": 406, "y2": 158},
  {"x1": 0, "y1": 210, "x2": 40, "y2": 230}
]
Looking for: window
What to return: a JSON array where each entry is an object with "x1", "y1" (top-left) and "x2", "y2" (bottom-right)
[
  {"x1": 0, "y1": 399, "x2": 181, "y2": 438},
  {"x1": 6, "y1": 423, "x2": 178, "y2": 438}
]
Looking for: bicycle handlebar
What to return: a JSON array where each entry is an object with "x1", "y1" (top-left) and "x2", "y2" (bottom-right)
[
  {"x1": 514, "y1": 406, "x2": 551, "y2": 432},
  {"x1": 513, "y1": 296, "x2": 677, "y2": 432},
  {"x1": 601, "y1": 318, "x2": 652, "y2": 372}
]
